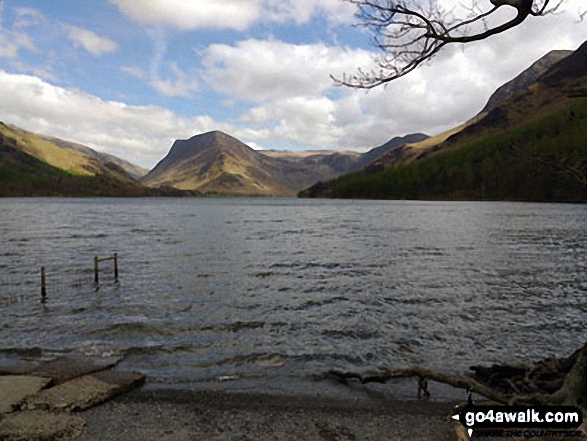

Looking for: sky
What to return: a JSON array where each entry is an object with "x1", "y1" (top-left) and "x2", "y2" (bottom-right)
[{"x1": 0, "y1": 0, "x2": 584, "y2": 169}]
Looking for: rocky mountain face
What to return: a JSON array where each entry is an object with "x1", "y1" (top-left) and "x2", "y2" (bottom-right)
[
  {"x1": 142, "y1": 131, "x2": 429, "y2": 196},
  {"x1": 481, "y1": 50, "x2": 572, "y2": 113},
  {"x1": 143, "y1": 131, "x2": 305, "y2": 196}
]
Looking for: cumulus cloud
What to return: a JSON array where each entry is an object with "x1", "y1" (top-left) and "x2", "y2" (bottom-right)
[
  {"x1": 202, "y1": 39, "x2": 374, "y2": 102},
  {"x1": 108, "y1": 0, "x2": 354, "y2": 31},
  {"x1": 0, "y1": 70, "x2": 221, "y2": 167},
  {"x1": 198, "y1": 10, "x2": 585, "y2": 152},
  {"x1": 109, "y1": 0, "x2": 262, "y2": 31},
  {"x1": 66, "y1": 26, "x2": 118, "y2": 56}
]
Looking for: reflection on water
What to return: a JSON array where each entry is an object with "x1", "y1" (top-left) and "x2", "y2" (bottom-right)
[{"x1": 0, "y1": 198, "x2": 586, "y2": 385}]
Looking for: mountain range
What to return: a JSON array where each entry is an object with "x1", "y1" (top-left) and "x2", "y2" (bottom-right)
[
  {"x1": 141, "y1": 132, "x2": 428, "y2": 196},
  {"x1": 301, "y1": 41, "x2": 587, "y2": 201},
  {"x1": 0, "y1": 43, "x2": 584, "y2": 199}
]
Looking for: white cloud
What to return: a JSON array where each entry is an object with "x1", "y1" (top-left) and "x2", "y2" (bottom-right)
[
  {"x1": 108, "y1": 0, "x2": 354, "y2": 31},
  {"x1": 0, "y1": 31, "x2": 36, "y2": 58},
  {"x1": 261, "y1": 0, "x2": 355, "y2": 25},
  {"x1": 66, "y1": 26, "x2": 118, "y2": 56},
  {"x1": 109, "y1": 0, "x2": 262, "y2": 31},
  {"x1": 149, "y1": 62, "x2": 199, "y2": 98},
  {"x1": 13, "y1": 7, "x2": 46, "y2": 29},
  {"x1": 121, "y1": 66, "x2": 144, "y2": 79},
  {"x1": 243, "y1": 96, "x2": 342, "y2": 147},
  {"x1": 145, "y1": 29, "x2": 198, "y2": 98},
  {"x1": 202, "y1": 39, "x2": 375, "y2": 102},
  {"x1": 0, "y1": 5, "x2": 37, "y2": 59},
  {"x1": 0, "y1": 70, "x2": 219, "y2": 167},
  {"x1": 199, "y1": 9, "x2": 585, "y2": 152}
]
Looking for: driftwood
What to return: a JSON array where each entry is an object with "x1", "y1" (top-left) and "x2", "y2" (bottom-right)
[{"x1": 325, "y1": 342, "x2": 587, "y2": 408}]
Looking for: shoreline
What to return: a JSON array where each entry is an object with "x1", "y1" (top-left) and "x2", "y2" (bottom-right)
[{"x1": 78, "y1": 386, "x2": 459, "y2": 441}]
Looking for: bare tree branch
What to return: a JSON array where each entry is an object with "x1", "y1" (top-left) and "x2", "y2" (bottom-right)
[
  {"x1": 335, "y1": 0, "x2": 564, "y2": 89},
  {"x1": 322, "y1": 342, "x2": 587, "y2": 408}
]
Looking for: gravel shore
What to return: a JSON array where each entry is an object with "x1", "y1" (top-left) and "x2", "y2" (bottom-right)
[{"x1": 78, "y1": 387, "x2": 457, "y2": 441}]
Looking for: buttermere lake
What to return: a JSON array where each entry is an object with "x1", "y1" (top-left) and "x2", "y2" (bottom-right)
[{"x1": 1, "y1": 198, "x2": 586, "y2": 391}]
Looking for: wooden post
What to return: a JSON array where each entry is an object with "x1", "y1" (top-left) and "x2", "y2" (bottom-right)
[
  {"x1": 41, "y1": 266, "x2": 46, "y2": 302},
  {"x1": 94, "y1": 256, "x2": 99, "y2": 284},
  {"x1": 114, "y1": 253, "x2": 118, "y2": 280}
]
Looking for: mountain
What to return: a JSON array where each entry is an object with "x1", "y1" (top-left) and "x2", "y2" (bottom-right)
[
  {"x1": 368, "y1": 49, "x2": 574, "y2": 172},
  {"x1": 41, "y1": 135, "x2": 148, "y2": 179},
  {"x1": 300, "y1": 41, "x2": 587, "y2": 202},
  {"x1": 481, "y1": 50, "x2": 572, "y2": 113},
  {"x1": 142, "y1": 131, "x2": 429, "y2": 196},
  {"x1": 143, "y1": 131, "x2": 303, "y2": 196},
  {"x1": 0, "y1": 123, "x2": 183, "y2": 197},
  {"x1": 351, "y1": 133, "x2": 429, "y2": 170}
]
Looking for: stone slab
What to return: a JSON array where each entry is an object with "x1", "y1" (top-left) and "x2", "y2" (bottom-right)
[
  {"x1": 0, "y1": 376, "x2": 51, "y2": 414},
  {"x1": 24, "y1": 370, "x2": 146, "y2": 412},
  {"x1": 29, "y1": 356, "x2": 121, "y2": 385},
  {"x1": 0, "y1": 410, "x2": 85, "y2": 441},
  {"x1": 0, "y1": 356, "x2": 121, "y2": 384},
  {"x1": 91, "y1": 370, "x2": 146, "y2": 389}
]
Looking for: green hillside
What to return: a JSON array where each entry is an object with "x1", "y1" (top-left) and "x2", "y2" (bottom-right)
[
  {"x1": 0, "y1": 135, "x2": 185, "y2": 197},
  {"x1": 300, "y1": 101, "x2": 587, "y2": 202}
]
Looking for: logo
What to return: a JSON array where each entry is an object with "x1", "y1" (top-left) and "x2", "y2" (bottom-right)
[{"x1": 451, "y1": 394, "x2": 584, "y2": 439}]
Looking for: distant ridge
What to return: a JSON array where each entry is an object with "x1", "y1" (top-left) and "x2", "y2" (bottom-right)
[
  {"x1": 143, "y1": 131, "x2": 430, "y2": 196},
  {"x1": 143, "y1": 131, "x2": 299, "y2": 196}
]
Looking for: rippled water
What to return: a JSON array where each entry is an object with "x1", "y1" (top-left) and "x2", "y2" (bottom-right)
[{"x1": 1, "y1": 198, "x2": 586, "y2": 388}]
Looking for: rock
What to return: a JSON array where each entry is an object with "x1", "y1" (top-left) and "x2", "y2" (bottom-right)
[
  {"x1": 29, "y1": 356, "x2": 121, "y2": 385},
  {"x1": 0, "y1": 356, "x2": 121, "y2": 385},
  {"x1": 90, "y1": 370, "x2": 146, "y2": 391},
  {"x1": 24, "y1": 371, "x2": 146, "y2": 412},
  {"x1": 0, "y1": 410, "x2": 85, "y2": 441},
  {"x1": 0, "y1": 376, "x2": 51, "y2": 414}
]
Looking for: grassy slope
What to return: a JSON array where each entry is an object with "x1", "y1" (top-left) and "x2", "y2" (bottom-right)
[
  {"x1": 0, "y1": 128, "x2": 187, "y2": 197},
  {"x1": 301, "y1": 100, "x2": 587, "y2": 202},
  {"x1": 0, "y1": 124, "x2": 97, "y2": 176}
]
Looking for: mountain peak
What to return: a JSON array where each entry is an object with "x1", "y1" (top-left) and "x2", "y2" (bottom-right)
[
  {"x1": 190, "y1": 130, "x2": 231, "y2": 142},
  {"x1": 541, "y1": 40, "x2": 587, "y2": 86},
  {"x1": 481, "y1": 49, "x2": 573, "y2": 113}
]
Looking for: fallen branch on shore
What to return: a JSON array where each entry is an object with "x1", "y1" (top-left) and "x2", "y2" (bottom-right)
[{"x1": 324, "y1": 342, "x2": 587, "y2": 407}]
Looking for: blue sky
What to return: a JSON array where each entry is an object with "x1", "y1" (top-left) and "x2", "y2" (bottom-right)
[{"x1": 0, "y1": 0, "x2": 584, "y2": 168}]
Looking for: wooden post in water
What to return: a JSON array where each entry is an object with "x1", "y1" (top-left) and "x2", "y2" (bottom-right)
[
  {"x1": 94, "y1": 254, "x2": 118, "y2": 283},
  {"x1": 41, "y1": 266, "x2": 46, "y2": 302},
  {"x1": 94, "y1": 256, "x2": 99, "y2": 284}
]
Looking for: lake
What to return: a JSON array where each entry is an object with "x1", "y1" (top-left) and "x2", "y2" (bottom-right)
[{"x1": 1, "y1": 198, "x2": 586, "y2": 393}]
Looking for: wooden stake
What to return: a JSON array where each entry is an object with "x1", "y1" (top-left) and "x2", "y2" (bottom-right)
[
  {"x1": 41, "y1": 266, "x2": 46, "y2": 302},
  {"x1": 94, "y1": 256, "x2": 99, "y2": 284},
  {"x1": 114, "y1": 253, "x2": 118, "y2": 280}
]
